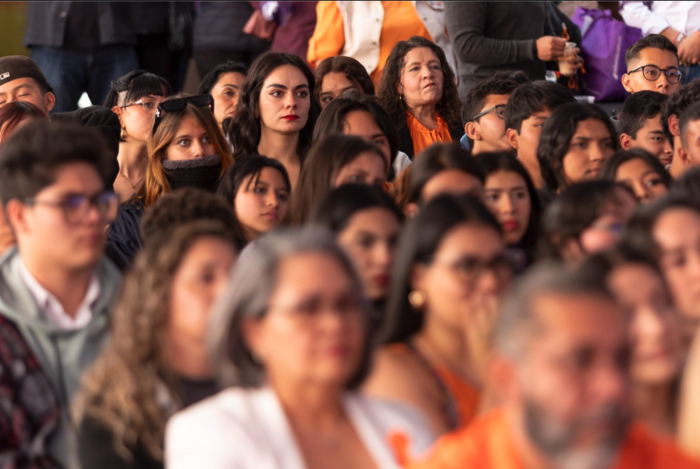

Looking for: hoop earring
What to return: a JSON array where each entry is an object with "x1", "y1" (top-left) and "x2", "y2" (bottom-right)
[
  {"x1": 408, "y1": 291, "x2": 426, "y2": 309},
  {"x1": 120, "y1": 127, "x2": 126, "y2": 139}
]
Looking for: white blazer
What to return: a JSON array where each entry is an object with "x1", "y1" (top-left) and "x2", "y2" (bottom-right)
[{"x1": 165, "y1": 387, "x2": 435, "y2": 469}]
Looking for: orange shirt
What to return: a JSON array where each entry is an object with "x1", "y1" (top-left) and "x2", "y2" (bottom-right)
[
  {"x1": 393, "y1": 409, "x2": 700, "y2": 469},
  {"x1": 308, "y1": 1, "x2": 433, "y2": 85},
  {"x1": 406, "y1": 111, "x2": 453, "y2": 157}
]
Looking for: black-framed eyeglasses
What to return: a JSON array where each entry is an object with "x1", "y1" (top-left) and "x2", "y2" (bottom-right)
[
  {"x1": 23, "y1": 192, "x2": 118, "y2": 225},
  {"x1": 627, "y1": 65, "x2": 682, "y2": 84},
  {"x1": 153, "y1": 95, "x2": 214, "y2": 133},
  {"x1": 472, "y1": 104, "x2": 506, "y2": 122}
]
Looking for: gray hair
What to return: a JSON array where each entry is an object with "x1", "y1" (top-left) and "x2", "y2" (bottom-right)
[
  {"x1": 207, "y1": 226, "x2": 372, "y2": 388},
  {"x1": 494, "y1": 261, "x2": 613, "y2": 359}
]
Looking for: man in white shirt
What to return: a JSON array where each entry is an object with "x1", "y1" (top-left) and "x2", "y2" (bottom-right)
[
  {"x1": 621, "y1": 1, "x2": 700, "y2": 83},
  {"x1": 0, "y1": 120, "x2": 121, "y2": 468}
]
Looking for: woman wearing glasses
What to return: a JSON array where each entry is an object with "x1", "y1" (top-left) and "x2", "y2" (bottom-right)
[
  {"x1": 105, "y1": 70, "x2": 173, "y2": 203},
  {"x1": 166, "y1": 228, "x2": 434, "y2": 468},
  {"x1": 363, "y1": 194, "x2": 512, "y2": 436},
  {"x1": 106, "y1": 94, "x2": 234, "y2": 270},
  {"x1": 227, "y1": 51, "x2": 320, "y2": 191}
]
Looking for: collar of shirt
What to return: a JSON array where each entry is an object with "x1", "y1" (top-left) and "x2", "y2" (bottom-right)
[{"x1": 18, "y1": 260, "x2": 100, "y2": 331}]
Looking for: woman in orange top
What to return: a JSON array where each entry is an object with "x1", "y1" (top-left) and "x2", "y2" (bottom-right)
[
  {"x1": 378, "y1": 36, "x2": 463, "y2": 159},
  {"x1": 363, "y1": 194, "x2": 512, "y2": 436}
]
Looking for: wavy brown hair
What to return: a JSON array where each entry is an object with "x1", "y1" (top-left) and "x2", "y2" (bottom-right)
[
  {"x1": 74, "y1": 220, "x2": 237, "y2": 462},
  {"x1": 139, "y1": 94, "x2": 233, "y2": 208},
  {"x1": 377, "y1": 36, "x2": 461, "y2": 126}
]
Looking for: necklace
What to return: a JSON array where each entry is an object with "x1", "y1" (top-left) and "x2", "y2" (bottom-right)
[{"x1": 118, "y1": 171, "x2": 143, "y2": 194}]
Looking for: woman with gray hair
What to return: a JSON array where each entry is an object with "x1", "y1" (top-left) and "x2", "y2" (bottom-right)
[{"x1": 165, "y1": 227, "x2": 434, "y2": 468}]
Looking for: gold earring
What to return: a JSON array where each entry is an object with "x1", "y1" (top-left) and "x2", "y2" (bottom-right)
[
  {"x1": 408, "y1": 291, "x2": 426, "y2": 309},
  {"x1": 120, "y1": 127, "x2": 126, "y2": 139}
]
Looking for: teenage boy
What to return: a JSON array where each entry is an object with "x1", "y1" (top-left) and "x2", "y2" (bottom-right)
[
  {"x1": 662, "y1": 79, "x2": 700, "y2": 179},
  {"x1": 675, "y1": 101, "x2": 700, "y2": 176},
  {"x1": 462, "y1": 71, "x2": 529, "y2": 155},
  {"x1": 0, "y1": 120, "x2": 121, "y2": 468},
  {"x1": 619, "y1": 90, "x2": 673, "y2": 166},
  {"x1": 505, "y1": 81, "x2": 575, "y2": 188},
  {"x1": 622, "y1": 34, "x2": 682, "y2": 96}
]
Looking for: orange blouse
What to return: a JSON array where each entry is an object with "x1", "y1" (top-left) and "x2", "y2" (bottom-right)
[
  {"x1": 406, "y1": 111, "x2": 453, "y2": 157},
  {"x1": 308, "y1": 1, "x2": 433, "y2": 85}
]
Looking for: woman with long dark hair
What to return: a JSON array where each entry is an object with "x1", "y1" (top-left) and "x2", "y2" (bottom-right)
[
  {"x1": 314, "y1": 56, "x2": 374, "y2": 109},
  {"x1": 198, "y1": 61, "x2": 248, "y2": 131},
  {"x1": 226, "y1": 51, "x2": 320, "y2": 190},
  {"x1": 599, "y1": 148, "x2": 671, "y2": 204}
]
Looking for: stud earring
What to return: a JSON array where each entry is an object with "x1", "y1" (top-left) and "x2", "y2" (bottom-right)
[{"x1": 408, "y1": 291, "x2": 426, "y2": 309}]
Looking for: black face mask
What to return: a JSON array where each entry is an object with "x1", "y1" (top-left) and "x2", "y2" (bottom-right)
[{"x1": 162, "y1": 154, "x2": 222, "y2": 193}]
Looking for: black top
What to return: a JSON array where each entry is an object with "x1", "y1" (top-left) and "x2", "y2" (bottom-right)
[
  {"x1": 79, "y1": 416, "x2": 162, "y2": 469},
  {"x1": 63, "y1": 2, "x2": 100, "y2": 49}
]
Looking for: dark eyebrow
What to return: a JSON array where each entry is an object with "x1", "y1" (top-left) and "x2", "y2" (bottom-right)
[
  {"x1": 222, "y1": 84, "x2": 240, "y2": 89},
  {"x1": 649, "y1": 130, "x2": 665, "y2": 134},
  {"x1": 370, "y1": 133, "x2": 386, "y2": 140},
  {"x1": 267, "y1": 84, "x2": 288, "y2": 90}
]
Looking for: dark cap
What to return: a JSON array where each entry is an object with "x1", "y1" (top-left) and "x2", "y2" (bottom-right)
[{"x1": 0, "y1": 55, "x2": 53, "y2": 92}]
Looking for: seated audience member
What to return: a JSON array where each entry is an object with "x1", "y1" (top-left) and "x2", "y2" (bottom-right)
[
  {"x1": 540, "y1": 181, "x2": 637, "y2": 265},
  {"x1": 107, "y1": 94, "x2": 234, "y2": 270},
  {"x1": 401, "y1": 144, "x2": 484, "y2": 217},
  {"x1": 0, "y1": 101, "x2": 48, "y2": 256},
  {"x1": 0, "y1": 121, "x2": 121, "y2": 468},
  {"x1": 378, "y1": 36, "x2": 463, "y2": 159},
  {"x1": 462, "y1": 71, "x2": 528, "y2": 155},
  {"x1": 626, "y1": 198, "x2": 700, "y2": 346},
  {"x1": 583, "y1": 248, "x2": 683, "y2": 437},
  {"x1": 476, "y1": 152, "x2": 541, "y2": 272},
  {"x1": 314, "y1": 56, "x2": 375, "y2": 109},
  {"x1": 166, "y1": 228, "x2": 435, "y2": 468},
  {"x1": 538, "y1": 102, "x2": 619, "y2": 194},
  {"x1": 675, "y1": 102, "x2": 700, "y2": 177},
  {"x1": 622, "y1": 34, "x2": 682, "y2": 96},
  {"x1": 105, "y1": 70, "x2": 173, "y2": 203},
  {"x1": 227, "y1": 51, "x2": 320, "y2": 190},
  {"x1": 139, "y1": 187, "x2": 246, "y2": 252},
  {"x1": 290, "y1": 134, "x2": 388, "y2": 224},
  {"x1": 313, "y1": 93, "x2": 411, "y2": 180},
  {"x1": 600, "y1": 149, "x2": 671, "y2": 204},
  {"x1": 197, "y1": 61, "x2": 248, "y2": 131},
  {"x1": 216, "y1": 155, "x2": 291, "y2": 245},
  {"x1": 399, "y1": 263, "x2": 700, "y2": 469},
  {"x1": 364, "y1": 195, "x2": 512, "y2": 435},
  {"x1": 504, "y1": 81, "x2": 576, "y2": 189},
  {"x1": 313, "y1": 184, "x2": 404, "y2": 328},
  {"x1": 662, "y1": 80, "x2": 700, "y2": 179},
  {"x1": 619, "y1": 90, "x2": 672, "y2": 166},
  {"x1": 77, "y1": 221, "x2": 238, "y2": 469}
]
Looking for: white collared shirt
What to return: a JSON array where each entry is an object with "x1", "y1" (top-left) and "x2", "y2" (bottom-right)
[
  {"x1": 19, "y1": 260, "x2": 100, "y2": 330},
  {"x1": 620, "y1": 2, "x2": 700, "y2": 37}
]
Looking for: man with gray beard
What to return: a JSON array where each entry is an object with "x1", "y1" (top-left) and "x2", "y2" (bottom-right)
[{"x1": 396, "y1": 263, "x2": 699, "y2": 469}]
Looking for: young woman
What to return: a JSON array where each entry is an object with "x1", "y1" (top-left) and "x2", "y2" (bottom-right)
[
  {"x1": 107, "y1": 94, "x2": 234, "y2": 270},
  {"x1": 539, "y1": 180, "x2": 637, "y2": 264},
  {"x1": 400, "y1": 143, "x2": 484, "y2": 217},
  {"x1": 105, "y1": 70, "x2": 173, "y2": 203},
  {"x1": 475, "y1": 151, "x2": 541, "y2": 272},
  {"x1": 537, "y1": 102, "x2": 618, "y2": 194},
  {"x1": 314, "y1": 56, "x2": 374, "y2": 109},
  {"x1": 217, "y1": 155, "x2": 291, "y2": 244},
  {"x1": 313, "y1": 93, "x2": 411, "y2": 180},
  {"x1": 582, "y1": 248, "x2": 683, "y2": 438},
  {"x1": 600, "y1": 149, "x2": 671, "y2": 204},
  {"x1": 77, "y1": 221, "x2": 239, "y2": 469},
  {"x1": 198, "y1": 61, "x2": 248, "y2": 131},
  {"x1": 226, "y1": 51, "x2": 320, "y2": 190},
  {"x1": 378, "y1": 36, "x2": 463, "y2": 158},
  {"x1": 166, "y1": 228, "x2": 435, "y2": 468},
  {"x1": 313, "y1": 184, "x2": 404, "y2": 328},
  {"x1": 364, "y1": 194, "x2": 512, "y2": 436},
  {"x1": 290, "y1": 134, "x2": 388, "y2": 225}
]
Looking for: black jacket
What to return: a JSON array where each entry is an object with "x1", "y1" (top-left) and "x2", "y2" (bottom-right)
[
  {"x1": 106, "y1": 201, "x2": 144, "y2": 272},
  {"x1": 393, "y1": 115, "x2": 465, "y2": 160},
  {"x1": 193, "y1": 1, "x2": 270, "y2": 52}
]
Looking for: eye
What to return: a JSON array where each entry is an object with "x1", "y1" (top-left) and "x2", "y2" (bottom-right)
[
  {"x1": 357, "y1": 234, "x2": 375, "y2": 249},
  {"x1": 276, "y1": 191, "x2": 289, "y2": 202},
  {"x1": 572, "y1": 142, "x2": 586, "y2": 149},
  {"x1": 409, "y1": 67, "x2": 419, "y2": 72},
  {"x1": 373, "y1": 138, "x2": 388, "y2": 147},
  {"x1": 253, "y1": 186, "x2": 266, "y2": 195},
  {"x1": 270, "y1": 90, "x2": 282, "y2": 97},
  {"x1": 645, "y1": 177, "x2": 663, "y2": 187},
  {"x1": 430, "y1": 65, "x2": 442, "y2": 71},
  {"x1": 322, "y1": 96, "x2": 333, "y2": 103},
  {"x1": 348, "y1": 175, "x2": 364, "y2": 183},
  {"x1": 223, "y1": 91, "x2": 234, "y2": 98},
  {"x1": 515, "y1": 190, "x2": 528, "y2": 200},
  {"x1": 178, "y1": 139, "x2": 190, "y2": 146},
  {"x1": 202, "y1": 136, "x2": 212, "y2": 143},
  {"x1": 651, "y1": 136, "x2": 663, "y2": 142},
  {"x1": 484, "y1": 193, "x2": 499, "y2": 202},
  {"x1": 143, "y1": 102, "x2": 155, "y2": 109},
  {"x1": 297, "y1": 90, "x2": 309, "y2": 98},
  {"x1": 602, "y1": 140, "x2": 615, "y2": 148}
]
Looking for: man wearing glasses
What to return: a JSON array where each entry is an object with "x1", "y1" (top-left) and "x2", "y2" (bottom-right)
[
  {"x1": 622, "y1": 34, "x2": 682, "y2": 96},
  {"x1": 0, "y1": 120, "x2": 121, "y2": 468}
]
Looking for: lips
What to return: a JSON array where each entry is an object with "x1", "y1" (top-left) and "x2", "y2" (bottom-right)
[
  {"x1": 501, "y1": 220, "x2": 519, "y2": 232},
  {"x1": 262, "y1": 211, "x2": 279, "y2": 220},
  {"x1": 373, "y1": 274, "x2": 389, "y2": 288},
  {"x1": 282, "y1": 115, "x2": 299, "y2": 121}
]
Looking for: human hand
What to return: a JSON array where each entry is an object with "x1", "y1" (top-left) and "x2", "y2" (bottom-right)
[
  {"x1": 679, "y1": 33, "x2": 700, "y2": 66},
  {"x1": 463, "y1": 294, "x2": 499, "y2": 384},
  {"x1": 536, "y1": 36, "x2": 566, "y2": 61}
]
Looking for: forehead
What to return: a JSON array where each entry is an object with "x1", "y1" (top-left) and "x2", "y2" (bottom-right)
[
  {"x1": 273, "y1": 252, "x2": 352, "y2": 297},
  {"x1": 174, "y1": 113, "x2": 207, "y2": 134},
  {"x1": 482, "y1": 93, "x2": 510, "y2": 109},
  {"x1": 485, "y1": 169, "x2": 527, "y2": 189},
  {"x1": 214, "y1": 72, "x2": 246, "y2": 88},
  {"x1": 631, "y1": 47, "x2": 679, "y2": 68},
  {"x1": 654, "y1": 207, "x2": 700, "y2": 246},
  {"x1": 638, "y1": 113, "x2": 662, "y2": 131},
  {"x1": 322, "y1": 72, "x2": 354, "y2": 90},
  {"x1": 403, "y1": 47, "x2": 439, "y2": 65},
  {"x1": 344, "y1": 110, "x2": 381, "y2": 132},
  {"x1": 263, "y1": 65, "x2": 308, "y2": 86},
  {"x1": 38, "y1": 162, "x2": 104, "y2": 195},
  {"x1": 573, "y1": 118, "x2": 611, "y2": 137},
  {"x1": 435, "y1": 222, "x2": 503, "y2": 258}
]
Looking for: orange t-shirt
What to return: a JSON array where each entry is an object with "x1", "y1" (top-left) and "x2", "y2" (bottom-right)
[
  {"x1": 393, "y1": 409, "x2": 700, "y2": 469},
  {"x1": 405, "y1": 111, "x2": 453, "y2": 157},
  {"x1": 308, "y1": 1, "x2": 433, "y2": 85}
]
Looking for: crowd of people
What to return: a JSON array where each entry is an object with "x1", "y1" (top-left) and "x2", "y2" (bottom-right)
[{"x1": 2, "y1": 1, "x2": 700, "y2": 469}]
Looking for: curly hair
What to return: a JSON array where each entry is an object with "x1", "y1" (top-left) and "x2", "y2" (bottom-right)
[
  {"x1": 226, "y1": 51, "x2": 320, "y2": 162},
  {"x1": 74, "y1": 220, "x2": 237, "y2": 462},
  {"x1": 377, "y1": 36, "x2": 461, "y2": 126}
]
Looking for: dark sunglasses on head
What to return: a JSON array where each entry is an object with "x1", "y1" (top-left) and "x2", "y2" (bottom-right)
[{"x1": 153, "y1": 95, "x2": 214, "y2": 132}]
